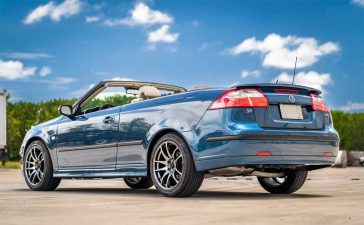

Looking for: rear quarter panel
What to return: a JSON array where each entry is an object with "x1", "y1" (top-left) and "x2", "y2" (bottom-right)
[{"x1": 116, "y1": 89, "x2": 226, "y2": 160}]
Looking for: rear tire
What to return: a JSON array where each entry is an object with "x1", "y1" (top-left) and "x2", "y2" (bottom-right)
[
  {"x1": 257, "y1": 170, "x2": 308, "y2": 194},
  {"x1": 23, "y1": 140, "x2": 61, "y2": 191},
  {"x1": 150, "y1": 133, "x2": 204, "y2": 197},
  {"x1": 123, "y1": 177, "x2": 153, "y2": 189}
]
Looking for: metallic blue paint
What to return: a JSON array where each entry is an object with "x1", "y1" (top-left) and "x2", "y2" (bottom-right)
[{"x1": 20, "y1": 83, "x2": 339, "y2": 178}]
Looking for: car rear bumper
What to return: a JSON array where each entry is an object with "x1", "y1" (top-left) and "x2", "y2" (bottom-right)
[
  {"x1": 205, "y1": 133, "x2": 338, "y2": 142},
  {"x1": 194, "y1": 133, "x2": 339, "y2": 172}
]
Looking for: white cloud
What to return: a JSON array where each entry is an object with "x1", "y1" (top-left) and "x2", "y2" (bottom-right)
[
  {"x1": 0, "y1": 52, "x2": 52, "y2": 60},
  {"x1": 352, "y1": 0, "x2": 364, "y2": 7},
  {"x1": 47, "y1": 77, "x2": 77, "y2": 90},
  {"x1": 103, "y1": 3, "x2": 173, "y2": 27},
  {"x1": 228, "y1": 33, "x2": 340, "y2": 69},
  {"x1": 85, "y1": 16, "x2": 100, "y2": 23},
  {"x1": 102, "y1": 3, "x2": 177, "y2": 49},
  {"x1": 24, "y1": 0, "x2": 83, "y2": 24},
  {"x1": 104, "y1": 2, "x2": 173, "y2": 27},
  {"x1": 93, "y1": 2, "x2": 106, "y2": 10},
  {"x1": 191, "y1": 20, "x2": 199, "y2": 26},
  {"x1": 339, "y1": 101, "x2": 364, "y2": 112},
  {"x1": 148, "y1": 25, "x2": 179, "y2": 44},
  {"x1": 0, "y1": 60, "x2": 36, "y2": 80},
  {"x1": 103, "y1": 18, "x2": 123, "y2": 27},
  {"x1": 39, "y1": 66, "x2": 52, "y2": 77},
  {"x1": 39, "y1": 76, "x2": 76, "y2": 85},
  {"x1": 39, "y1": 76, "x2": 77, "y2": 90},
  {"x1": 198, "y1": 43, "x2": 209, "y2": 52},
  {"x1": 53, "y1": 76, "x2": 76, "y2": 85},
  {"x1": 271, "y1": 71, "x2": 332, "y2": 94},
  {"x1": 241, "y1": 70, "x2": 261, "y2": 78}
]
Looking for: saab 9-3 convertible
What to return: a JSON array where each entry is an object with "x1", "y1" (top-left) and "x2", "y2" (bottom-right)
[{"x1": 20, "y1": 81, "x2": 339, "y2": 197}]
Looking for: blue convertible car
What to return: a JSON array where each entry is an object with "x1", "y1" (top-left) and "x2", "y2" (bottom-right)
[{"x1": 20, "y1": 81, "x2": 339, "y2": 197}]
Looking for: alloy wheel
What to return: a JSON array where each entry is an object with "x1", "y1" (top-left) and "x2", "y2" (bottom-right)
[
  {"x1": 25, "y1": 146, "x2": 44, "y2": 186},
  {"x1": 263, "y1": 176, "x2": 287, "y2": 186},
  {"x1": 152, "y1": 141, "x2": 183, "y2": 190}
]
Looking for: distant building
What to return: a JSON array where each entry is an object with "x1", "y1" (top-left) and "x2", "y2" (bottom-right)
[{"x1": 0, "y1": 90, "x2": 7, "y2": 154}]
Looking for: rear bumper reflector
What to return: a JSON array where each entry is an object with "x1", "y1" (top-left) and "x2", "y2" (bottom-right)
[{"x1": 257, "y1": 151, "x2": 271, "y2": 156}]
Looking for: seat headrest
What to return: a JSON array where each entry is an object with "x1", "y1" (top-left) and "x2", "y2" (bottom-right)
[{"x1": 138, "y1": 86, "x2": 161, "y2": 100}]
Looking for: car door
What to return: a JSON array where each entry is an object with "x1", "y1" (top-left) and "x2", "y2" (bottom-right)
[{"x1": 56, "y1": 106, "x2": 120, "y2": 170}]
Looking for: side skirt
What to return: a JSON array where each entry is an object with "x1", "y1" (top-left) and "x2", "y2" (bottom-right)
[{"x1": 54, "y1": 167, "x2": 147, "y2": 178}]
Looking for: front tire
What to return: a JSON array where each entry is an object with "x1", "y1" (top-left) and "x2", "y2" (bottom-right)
[
  {"x1": 23, "y1": 140, "x2": 61, "y2": 191},
  {"x1": 257, "y1": 170, "x2": 308, "y2": 194},
  {"x1": 150, "y1": 133, "x2": 204, "y2": 197},
  {"x1": 123, "y1": 177, "x2": 153, "y2": 189}
]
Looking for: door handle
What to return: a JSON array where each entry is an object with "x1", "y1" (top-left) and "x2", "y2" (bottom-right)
[{"x1": 103, "y1": 116, "x2": 115, "y2": 124}]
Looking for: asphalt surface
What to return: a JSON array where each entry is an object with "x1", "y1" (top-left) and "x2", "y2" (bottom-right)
[{"x1": 0, "y1": 167, "x2": 363, "y2": 225}]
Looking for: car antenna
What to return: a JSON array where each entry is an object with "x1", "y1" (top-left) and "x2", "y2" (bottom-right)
[{"x1": 292, "y1": 56, "x2": 298, "y2": 84}]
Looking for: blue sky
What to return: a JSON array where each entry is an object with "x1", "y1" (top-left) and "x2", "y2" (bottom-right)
[{"x1": 0, "y1": 0, "x2": 363, "y2": 112}]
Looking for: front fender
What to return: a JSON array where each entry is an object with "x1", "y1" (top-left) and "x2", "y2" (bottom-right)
[{"x1": 19, "y1": 118, "x2": 60, "y2": 169}]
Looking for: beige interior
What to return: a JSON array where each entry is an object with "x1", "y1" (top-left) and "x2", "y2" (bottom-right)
[
  {"x1": 138, "y1": 86, "x2": 161, "y2": 100},
  {"x1": 80, "y1": 81, "x2": 184, "y2": 107}
]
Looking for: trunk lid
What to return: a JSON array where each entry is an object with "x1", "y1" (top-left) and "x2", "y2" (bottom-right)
[{"x1": 234, "y1": 83, "x2": 326, "y2": 130}]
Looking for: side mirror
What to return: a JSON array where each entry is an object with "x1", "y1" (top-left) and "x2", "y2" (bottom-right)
[{"x1": 58, "y1": 105, "x2": 73, "y2": 117}]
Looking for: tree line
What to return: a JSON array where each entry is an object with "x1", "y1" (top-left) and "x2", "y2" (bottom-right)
[{"x1": 4, "y1": 98, "x2": 364, "y2": 160}]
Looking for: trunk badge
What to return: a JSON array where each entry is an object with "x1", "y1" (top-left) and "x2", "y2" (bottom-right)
[{"x1": 289, "y1": 95, "x2": 295, "y2": 103}]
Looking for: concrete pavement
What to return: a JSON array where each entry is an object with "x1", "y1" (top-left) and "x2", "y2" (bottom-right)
[{"x1": 0, "y1": 168, "x2": 363, "y2": 225}]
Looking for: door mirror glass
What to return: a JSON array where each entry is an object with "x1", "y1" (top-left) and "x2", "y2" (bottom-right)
[{"x1": 58, "y1": 105, "x2": 73, "y2": 116}]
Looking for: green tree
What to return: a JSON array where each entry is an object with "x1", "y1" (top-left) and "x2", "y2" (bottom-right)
[
  {"x1": 7, "y1": 98, "x2": 76, "y2": 159},
  {"x1": 331, "y1": 110, "x2": 364, "y2": 151},
  {"x1": 5, "y1": 99, "x2": 364, "y2": 160}
]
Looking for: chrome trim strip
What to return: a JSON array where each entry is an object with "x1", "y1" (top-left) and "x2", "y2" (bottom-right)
[
  {"x1": 117, "y1": 140, "x2": 143, "y2": 147},
  {"x1": 58, "y1": 143, "x2": 116, "y2": 152},
  {"x1": 58, "y1": 140, "x2": 143, "y2": 152}
]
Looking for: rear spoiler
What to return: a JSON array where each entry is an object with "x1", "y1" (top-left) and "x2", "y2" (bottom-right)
[{"x1": 232, "y1": 83, "x2": 321, "y2": 95}]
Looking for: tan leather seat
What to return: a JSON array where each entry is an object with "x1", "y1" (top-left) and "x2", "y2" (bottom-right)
[{"x1": 138, "y1": 86, "x2": 161, "y2": 100}]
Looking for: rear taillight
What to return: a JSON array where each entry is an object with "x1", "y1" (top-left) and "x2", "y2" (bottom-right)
[
  {"x1": 209, "y1": 88, "x2": 268, "y2": 110},
  {"x1": 311, "y1": 94, "x2": 329, "y2": 112}
]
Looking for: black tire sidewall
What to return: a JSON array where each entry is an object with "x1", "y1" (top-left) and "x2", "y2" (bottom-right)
[
  {"x1": 23, "y1": 141, "x2": 54, "y2": 191},
  {"x1": 150, "y1": 133, "x2": 195, "y2": 196},
  {"x1": 123, "y1": 177, "x2": 153, "y2": 189},
  {"x1": 258, "y1": 170, "x2": 308, "y2": 194}
]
